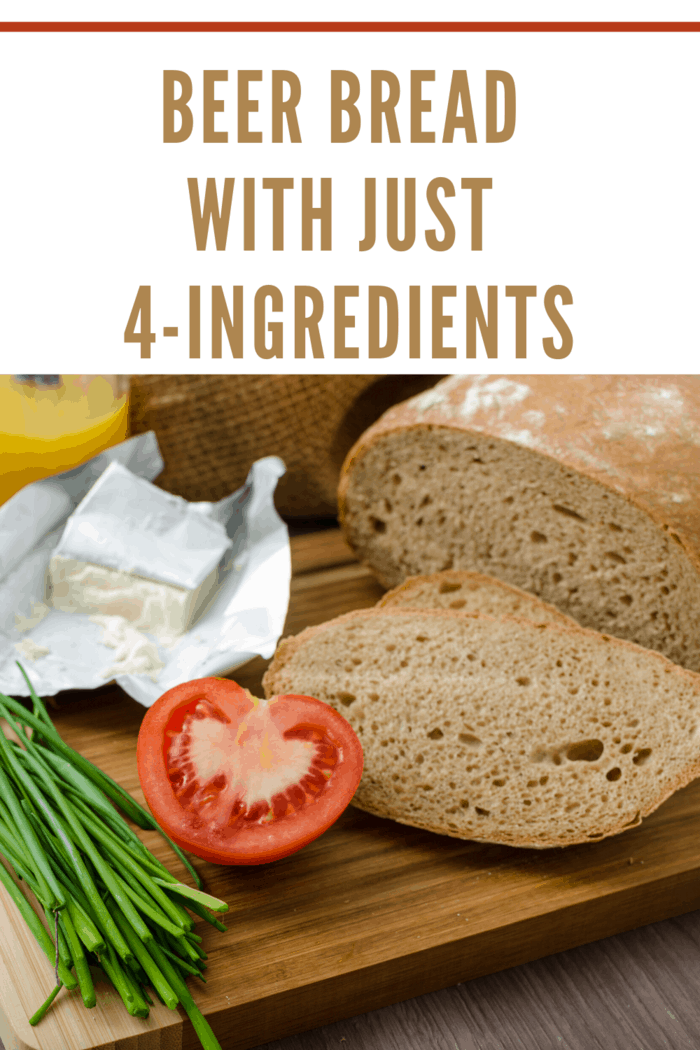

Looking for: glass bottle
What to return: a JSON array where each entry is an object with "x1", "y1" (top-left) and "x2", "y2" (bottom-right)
[{"x1": 0, "y1": 375, "x2": 130, "y2": 504}]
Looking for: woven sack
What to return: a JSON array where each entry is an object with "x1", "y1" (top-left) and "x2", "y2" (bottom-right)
[{"x1": 129, "y1": 375, "x2": 439, "y2": 517}]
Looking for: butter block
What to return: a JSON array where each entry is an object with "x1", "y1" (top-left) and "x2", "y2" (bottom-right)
[
  {"x1": 46, "y1": 461, "x2": 233, "y2": 640},
  {"x1": 48, "y1": 555, "x2": 219, "y2": 639}
]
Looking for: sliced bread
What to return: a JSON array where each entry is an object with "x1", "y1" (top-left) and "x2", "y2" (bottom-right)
[
  {"x1": 378, "y1": 570, "x2": 576, "y2": 627},
  {"x1": 338, "y1": 375, "x2": 700, "y2": 672},
  {"x1": 263, "y1": 608, "x2": 700, "y2": 848}
]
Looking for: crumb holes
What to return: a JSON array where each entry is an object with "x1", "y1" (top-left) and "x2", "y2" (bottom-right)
[
  {"x1": 449, "y1": 599, "x2": 467, "y2": 609},
  {"x1": 516, "y1": 676, "x2": 531, "y2": 687},
  {"x1": 587, "y1": 832, "x2": 605, "y2": 839},
  {"x1": 371, "y1": 518, "x2": 386, "y2": 534},
  {"x1": 620, "y1": 595, "x2": 633, "y2": 606},
  {"x1": 428, "y1": 728, "x2": 444, "y2": 740},
  {"x1": 566, "y1": 802, "x2": 580, "y2": 812},
  {"x1": 556, "y1": 659, "x2": 563, "y2": 668},
  {"x1": 530, "y1": 531, "x2": 548, "y2": 544},
  {"x1": 627, "y1": 718, "x2": 639, "y2": 728},
  {"x1": 392, "y1": 473, "x2": 401, "y2": 485},
  {"x1": 460, "y1": 799, "x2": 470, "y2": 810},
  {"x1": 439, "y1": 581, "x2": 461, "y2": 594},
  {"x1": 459, "y1": 733, "x2": 482, "y2": 747},
  {"x1": 523, "y1": 800, "x2": 532, "y2": 807},
  {"x1": 475, "y1": 807, "x2": 490, "y2": 817},
  {"x1": 566, "y1": 739, "x2": 604, "y2": 762},
  {"x1": 553, "y1": 754, "x2": 563, "y2": 766},
  {"x1": 527, "y1": 779, "x2": 537, "y2": 788},
  {"x1": 623, "y1": 811, "x2": 641, "y2": 828},
  {"x1": 368, "y1": 692, "x2": 379, "y2": 701},
  {"x1": 380, "y1": 740, "x2": 389, "y2": 747},
  {"x1": 609, "y1": 523, "x2": 623, "y2": 533},
  {"x1": 419, "y1": 464, "x2": 427, "y2": 471},
  {"x1": 384, "y1": 499, "x2": 393, "y2": 513},
  {"x1": 338, "y1": 693, "x2": 356, "y2": 707},
  {"x1": 552, "y1": 504, "x2": 587, "y2": 522},
  {"x1": 504, "y1": 495, "x2": 514, "y2": 504},
  {"x1": 386, "y1": 644, "x2": 396, "y2": 652},
  {"x1": 568, "y1": 552, "x2": 578, "y2": 565},
  {"x1": 606, "y1": 551, "x2": 627, "y2": 565},
  {"x1": 540, "y1": 775, "x2": 549, "y2": 785},
  {"x1": 633, "y1": 748, "x2": 652, "y2": 766},
  {"x1": 420, "y1": 494, "x2": 432, "y2": 507},
  {"x1": 415, "y1": 635, "x2": 428, "y2": 643},
  {"x1": 620, "y1": 743, "x2": 632, "y2": 754},
  {"x1": 493, "y1": 779, "x2": 505, "y2": 788},
  {"x1": 553, "y1": 572, "x2": 563, "y2": 583},
  {"x1": 415, "y1": 754, "x2": 424, "y2": 765},
  {"x1": 606, "y1": 767, "x2": 622, "y2": 782}
]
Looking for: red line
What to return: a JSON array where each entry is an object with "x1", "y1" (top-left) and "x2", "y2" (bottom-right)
[{"x1": 0, "y1": 21, "x2": 699, "y2": 32}]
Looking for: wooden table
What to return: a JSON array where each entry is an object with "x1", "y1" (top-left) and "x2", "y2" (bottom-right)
[{"x1": 1, "y1": 530, "x2": 700, "y2": 1050}]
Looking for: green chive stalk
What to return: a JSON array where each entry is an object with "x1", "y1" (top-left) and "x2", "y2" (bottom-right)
[{"x1": 0, "y1": 666, "x2": 228, "y2": 1050}]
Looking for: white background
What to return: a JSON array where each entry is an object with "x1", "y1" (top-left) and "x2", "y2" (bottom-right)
[{"x1": 1, "y1": 16, "x2": 698, "y2": 371}]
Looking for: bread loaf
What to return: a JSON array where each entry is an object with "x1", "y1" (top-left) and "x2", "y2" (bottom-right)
[
  {"x1": 263, "y1": 608, "x2": 700, "y2": 848},
  {"x1": 379, "y1": 570, "x2": 576, "y2": 626},
  {"x1": 338, "y1": 375, "x2": 700, "y2": 671}
]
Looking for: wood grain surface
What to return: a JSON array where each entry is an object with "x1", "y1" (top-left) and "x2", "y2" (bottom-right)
[{"x1": 2, "y1": 530, "x2": 700, "y2": 1050}]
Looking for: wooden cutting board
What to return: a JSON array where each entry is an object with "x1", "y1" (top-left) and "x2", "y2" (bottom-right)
[{"x1": 2, "y1": 529, "x2": 700, "y2": 1050}]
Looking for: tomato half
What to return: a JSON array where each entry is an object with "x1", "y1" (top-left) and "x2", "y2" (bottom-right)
[{"x1": 136, "y1": 678, "x2": 364, "y2": 865}]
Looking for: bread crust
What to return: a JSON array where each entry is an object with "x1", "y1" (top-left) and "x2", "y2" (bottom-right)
[
  {"x1": 379, "y1": 570, "x2": 577, "y2": 627},
  {"x1": 337, "y1": 376, "x2": 700, "y2": 582},
  {"x1": 263, "y1": 607, "x2": 700, "y2": 850}
]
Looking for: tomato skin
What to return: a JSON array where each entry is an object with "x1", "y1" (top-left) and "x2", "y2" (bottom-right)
[{"x1": 137, "y1": 677, "x2": 363, "y2": 866}]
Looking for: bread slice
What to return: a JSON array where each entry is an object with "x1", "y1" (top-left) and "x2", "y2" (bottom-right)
[
  {"x1": 338, "y1": 375, "x2": 700, "y2": 672},
  {"x1": 263, "y1": 608, "x2": 700, "y2": 849},
  {"x1": 379, "y1": 570, "x2": 576, "y2": 627}
]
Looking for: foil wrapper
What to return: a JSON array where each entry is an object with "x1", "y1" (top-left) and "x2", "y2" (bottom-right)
[{"x1": 0, "y1": 433, "x2": 291, "y2": 707}]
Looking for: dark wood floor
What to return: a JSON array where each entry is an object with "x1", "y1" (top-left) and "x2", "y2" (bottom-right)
[{"x1": 258, "y1": 909, "x2": 700, "y2": 1050}]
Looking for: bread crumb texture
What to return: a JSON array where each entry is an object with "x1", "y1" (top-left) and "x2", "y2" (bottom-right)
[
  {"x1": 342, "y1": 427, "x2": 700, "y2": 672},
  {"x1": 380, "y1": 570, "x2": 576, "y2": 627},
  {"x1": 264, "y1": 610, "x2": 700, "y2": 848}
]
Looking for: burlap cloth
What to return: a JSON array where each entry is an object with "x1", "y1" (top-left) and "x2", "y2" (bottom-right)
[{"x1": 130, "y1": 375, "x2": 440, "y2": 517}]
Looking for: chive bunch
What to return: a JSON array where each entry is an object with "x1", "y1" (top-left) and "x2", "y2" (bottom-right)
[{"x1": 0, "y1": 666, "x2": 227, "y2": 1050}]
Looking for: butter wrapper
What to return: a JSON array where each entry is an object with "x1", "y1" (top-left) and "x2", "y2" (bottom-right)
[{"x1": 0, "y1": 434, "x2": 291, "y2": 707}]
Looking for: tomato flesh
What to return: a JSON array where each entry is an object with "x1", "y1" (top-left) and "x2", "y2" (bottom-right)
[{"x1": 137, "y1": 678, "x2": 363, "y2": 865}]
